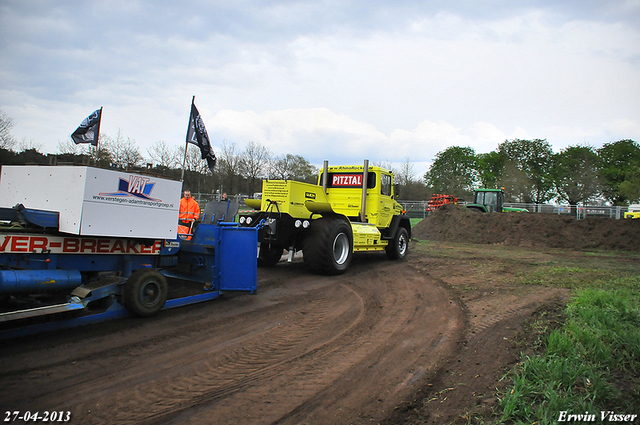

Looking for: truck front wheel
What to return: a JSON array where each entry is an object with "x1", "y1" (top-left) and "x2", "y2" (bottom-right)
[
  {"x1": 123, "y1": 269, "x2": 168, "y2": 317},
  {"x1": 386, "y1": 227, "x2": 409, "y2": 260},
  {"x1": 258, "y1": 244, "x2": 283, "y2": 267},
  {"x1": 303, "y1": 218, "x2": 353, "y2": 275}
]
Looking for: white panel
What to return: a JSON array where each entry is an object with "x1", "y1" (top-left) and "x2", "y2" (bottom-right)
[
  {"x1": 0, "y1": 166, "x2": 87, "y2": 234},
  {"x1": 80, "y1": 167, "x2": 180, "y2": 239},
  {"x1": 79, "y1": 202, "x2": 179, "y2": 239},
  {"x1": 0, "y1": 166, "x2": 181, "y2": 239}
]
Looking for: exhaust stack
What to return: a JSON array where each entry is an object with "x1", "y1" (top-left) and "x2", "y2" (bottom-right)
[
  {"x1": 322, "y1": 160, "x2": 329, "y2": 193},
  {"x1": 360, "y1": 159, "x2": 369, "y2": 222}
]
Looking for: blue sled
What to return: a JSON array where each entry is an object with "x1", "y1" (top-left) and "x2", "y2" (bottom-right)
[{"x1": 0, "y1": 201, "x2": 258, "y2": 340}]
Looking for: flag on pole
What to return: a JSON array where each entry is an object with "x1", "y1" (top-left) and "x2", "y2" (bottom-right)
[
  {"x1": 186, "y1": 101, "x2": 217, "y2": 173},
  {"x1": 71, "y1": 107, "x2": 102, "y2": 146}
]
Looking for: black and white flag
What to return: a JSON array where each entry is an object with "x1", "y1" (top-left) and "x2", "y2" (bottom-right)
[
  {"x1": 71, "y1": 108, "x2": 102, "y2": 146},
  {"x1": 186, "y1": 103, "x2": 217, "y2": 173}
]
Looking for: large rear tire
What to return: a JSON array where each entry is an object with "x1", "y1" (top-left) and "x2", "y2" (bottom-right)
[
  {"x1": 123, "y1": 269, "x2": 168, "y2": 317},
  {"x1": 303, "y1": 217, "x2": 353, "y2": 275},
  {"x1": 386, "y1": 227, "x2": 409, "y2": 260}
]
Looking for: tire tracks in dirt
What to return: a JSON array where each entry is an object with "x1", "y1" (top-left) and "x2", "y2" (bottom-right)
[
  {"x1": 0, "y1": 256, "x2": 463, "y2": 425},
  {"x1": 384, "y1": 254, "x2": 571, "y2": 424}
]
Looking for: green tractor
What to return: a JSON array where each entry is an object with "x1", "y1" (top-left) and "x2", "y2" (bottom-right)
[{"x1": 465, "y1": 188, "x2": 529, "y2": 213}]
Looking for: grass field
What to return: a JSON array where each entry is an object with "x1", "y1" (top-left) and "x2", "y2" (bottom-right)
[
  {"x1": 410, "y1": 218, "x2": 423, "y2": 227},
  {"x1": 413, "y1": 240, "x2": 640, "y2": 424},
  {"x1": 499, "y1": 272, "x2": 640, "y2": 424}
]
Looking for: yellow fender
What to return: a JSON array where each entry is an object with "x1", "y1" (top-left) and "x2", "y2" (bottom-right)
[{"x1": 244, "y1": 199, "x2": 262, "y2": 210}]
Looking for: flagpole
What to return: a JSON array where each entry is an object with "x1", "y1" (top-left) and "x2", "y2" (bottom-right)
[
  {"x1": 181, "y1": 96, "x2": 195, "y2": 183},
  {"x1": 95, "y1": 106, "x2": 103, "y2": 147},
  {"x1": 93, "y1": 106, "x2": 103, "y2": 167}
]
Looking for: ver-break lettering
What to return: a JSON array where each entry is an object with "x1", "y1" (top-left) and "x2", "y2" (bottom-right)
[{"x1": 0, "y1": 235, "x2": 161, "y2": 255}]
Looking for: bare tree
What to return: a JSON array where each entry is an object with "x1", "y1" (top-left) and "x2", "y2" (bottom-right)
[
  {"x1": 393, "y1": 157, "x2": 428, "y2": 200},
  {"x1": 270, "y1": 154, "x2": 297, "y2": 180},
  {"x1": 218, "y1": 141, "x2": 243, "y2": 193},
  {"x1": 148, "y1": 141, "x2": 180, "y2": 168},
  {"x1": 396, "y1": 157, "x2": 416, "y2": 185},
  {"x1": 374, "y1": 160, "x2": 394, "y2": 172},
  {"x1": 0, "y1": 107, "x2": 16, "y2": 150},
  {"x1": 85, "y1": 134, "x2": 113, "y2": 167},
  {"x1": 241, "y1": 141, "x2": 271, "y2": 193},
  {"x1": 57, "y1": 139, "x2": 85, "y2": 155},
  {"x1": 58, "y1": 133, "x2": 112, "y2": 166},
  {"x1": 179, "y1": 144, "x2": 210, "y2": 174},
  {"x1": 270, "y1": 154, "x2": 317, "y2": 182},
  {"x1": 105, "y1": 129, "x2": 143, "y2": 169},
  {"x1": 16, "y1": 138, "x2": 44, "y2": 153}
]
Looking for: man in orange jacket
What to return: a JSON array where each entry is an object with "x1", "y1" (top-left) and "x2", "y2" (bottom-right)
[{"x1": 178, "y1": 190, "x2": 200, "y2": 238}]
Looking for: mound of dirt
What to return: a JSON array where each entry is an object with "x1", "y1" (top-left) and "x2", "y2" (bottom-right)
[{"x1": 412, "y1": 204, "x2": 640, "y2": 251}]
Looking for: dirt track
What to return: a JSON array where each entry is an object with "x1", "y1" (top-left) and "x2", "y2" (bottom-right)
[
  {"x1": 2, "y1": 207, "x2": 635, "y2": 424},
  {"x1": 1, "y1": 254, "x2": 467, "y2": 425},
  {"x1": 0, "y1": 242, "x2": 572, "y2": 425}
]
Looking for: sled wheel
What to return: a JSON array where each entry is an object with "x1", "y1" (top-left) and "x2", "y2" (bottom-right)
[
  {"x1": 303, "y1": 217, "x2": 353, "y2": 275},
  {"x1": 258, "y1": 244, "x2": 284, "y2": 267},
  {"x1": 386, "y1": 227, "x2": 409, "y2": 260},
  {"x1": 123, "y1": 269, "x2": 168, "y2": 317}
]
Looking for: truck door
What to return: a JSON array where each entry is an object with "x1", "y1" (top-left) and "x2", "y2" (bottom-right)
[
  {"x1": 377, "y1": 173, "x2": 394, "y2": 228},
  {"x1": 484, "y1": 191, "x2": 498, "y2": 212},
  {"x1": 496, "y1": 191, "x2": 504, "y2": 212}
]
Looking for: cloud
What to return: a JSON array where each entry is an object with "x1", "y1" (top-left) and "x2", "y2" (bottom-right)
[
  {"x1": 0, "y1": 0, "x2": 638, "y2": 173},
  {"x1": 210, "y1": 108, "x2": 386, "y2": 162},
  {"x1": 208, "y1": 108, "x2": 539, "y2": 169},
  {"x1": 604, "y1": 118, "x2": 640, "y2": 140}
]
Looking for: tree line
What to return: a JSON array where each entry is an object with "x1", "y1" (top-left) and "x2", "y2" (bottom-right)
[
  {"x1": 423, "y1": 138, "x2": 640, "y2": 206},
  {"x1": 0, "y1": 107, "x2": 430, "y2": 199},
  {"x1": 0, "y1": 107, "x2": 317, "y2": 197},
  {"x1": 1, "y1": 108, "x2": 638, "y2": 205}
]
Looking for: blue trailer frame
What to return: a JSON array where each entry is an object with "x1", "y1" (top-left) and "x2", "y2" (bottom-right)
[{"x1": 0, "y1": 201, "x2": 258, "y2": 339}]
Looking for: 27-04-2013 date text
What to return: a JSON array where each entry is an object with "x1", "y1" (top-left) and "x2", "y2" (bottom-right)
[{"x1": 4, "y1": 411, "x2": 71, "y2": 422}]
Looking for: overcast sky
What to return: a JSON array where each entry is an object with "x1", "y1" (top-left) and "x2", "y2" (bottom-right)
[{"x1": 1, "y1": 0, "x2": 639, "y2": 175}]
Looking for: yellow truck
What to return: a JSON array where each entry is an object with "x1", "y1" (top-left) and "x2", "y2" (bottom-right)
[
  {"x1": 240, "y1": 161, "x2": 411, "y2": 274},
  {"x1": 624, "y1": 204, "x2": 640, "y2": 219}
]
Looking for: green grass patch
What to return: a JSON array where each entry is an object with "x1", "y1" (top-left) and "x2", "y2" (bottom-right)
[
  {"x1": 516, "y1": 265, "x2": 640, "y2": 290},
  {"x1": 583, "y1": 250, "x2": 640, "y2": 259},
  {"x1": 499, "y1": 288, "x2": 640, "y2": 424},
  {"x1": 412, "y1": 240, "x2": 640, "y2": 424},
  {"x1": 410, "y1": 218, "x2": 423, "y2": 227}
]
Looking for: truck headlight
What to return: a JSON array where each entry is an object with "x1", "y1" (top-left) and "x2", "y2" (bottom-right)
[
  {"x1": 295, "y1": 219, "x2": 302, "y2": 228},
  {"x1": 303, "y1": 220, "x2": 310, "y2": 228},
  {"x1": 246, "y1": 217, "x2": 252, "y2": 225},
  {"x1": 239, "y1": 216, "x2": 246, "y2": 224}
]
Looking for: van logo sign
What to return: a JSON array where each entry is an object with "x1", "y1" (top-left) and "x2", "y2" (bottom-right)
[
  {"x1": 98, "y1": 175, "x2": 162, "y2": 201},
  {"x1": 305, "y1": 192, "x2": 316, "y2": 199}
]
